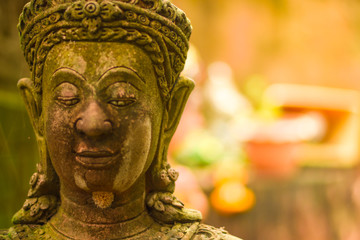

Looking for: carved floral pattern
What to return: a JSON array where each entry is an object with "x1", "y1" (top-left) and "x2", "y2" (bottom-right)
[
  {"x1": 65, "y1": 0, "x2": 124, "y2": 33},
  {"x1": 160, "y1": 222, "x2": 200, "y2": 239},
  {"x1": 194, "y1": 225, "x2": 235, "y2": 240},
  {"x1": 11, "y1": 195, "x2": 58, "y2": 225},
  {"x1": 147, "y1": 192, "x2": 184, "y2": 213}
]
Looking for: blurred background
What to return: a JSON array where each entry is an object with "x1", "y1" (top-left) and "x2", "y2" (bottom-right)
[{"x1": 2, "y1": 0, "x2": 360, "y2": 239}]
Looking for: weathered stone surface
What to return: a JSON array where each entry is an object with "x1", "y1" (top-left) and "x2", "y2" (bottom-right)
[{"x1": 3, "y1": 0, "x2": 242, "y2": 239}]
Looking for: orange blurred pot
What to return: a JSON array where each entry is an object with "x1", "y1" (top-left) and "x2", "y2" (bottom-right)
[{"x1": 245, "y1": 141, "x2": 299, "y2": 177}]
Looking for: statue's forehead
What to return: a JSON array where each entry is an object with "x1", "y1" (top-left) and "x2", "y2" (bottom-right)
[{"x1": 43, "y1": 42, "x2": 154, "y2": 83}]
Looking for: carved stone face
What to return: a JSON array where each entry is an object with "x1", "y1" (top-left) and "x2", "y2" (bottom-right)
[{"x1": 42, "y1": 42, "x2": 163, "y2": 194}]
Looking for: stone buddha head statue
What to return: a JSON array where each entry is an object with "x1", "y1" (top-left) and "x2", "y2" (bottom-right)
[{"x1": 4, "y1": 0, "x2": 241, "y2": 239}]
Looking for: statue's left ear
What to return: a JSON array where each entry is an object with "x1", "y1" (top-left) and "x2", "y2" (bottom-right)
[
  {"x1": 18, "y1": 78, "x2": 42, "y2": 136},
  {"x1": 164, "y1": 76, "x2": 195, "y2": 141}
]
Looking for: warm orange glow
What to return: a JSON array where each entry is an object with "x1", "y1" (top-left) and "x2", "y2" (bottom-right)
[{"x1": 210, "y1": 181, "x2": 255, "y2": 214}]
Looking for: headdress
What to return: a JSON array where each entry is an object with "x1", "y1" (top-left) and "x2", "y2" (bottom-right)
[{"x1": 18, "y1": 0, "x2": 192, "y2": 99}]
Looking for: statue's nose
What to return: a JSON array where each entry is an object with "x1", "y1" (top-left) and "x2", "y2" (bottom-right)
[{"x1": 75, "y1": 101, "x2": 112, "y2": 137}]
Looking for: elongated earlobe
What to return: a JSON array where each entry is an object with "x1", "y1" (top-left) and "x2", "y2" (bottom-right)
[
  {"x1": 17, "y1": 78, "x2": 59, "y2": 198},
  {"x1": 147, "y1": 76, "x2": 194, "y2": 192},
  {"x1": 146, "y1": 77, "x2": 202, "y2": 224},
  {"x1": 164, "y1": 76, "x2": 195, "y2": 141},
  {"x1": 17, "y1": 78, "x2": 42, "y2": 136}
]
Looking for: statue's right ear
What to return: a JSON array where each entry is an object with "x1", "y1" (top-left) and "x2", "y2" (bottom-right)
[{"x1": 18, "y1": 78, "x2": 42, "y2": 136}]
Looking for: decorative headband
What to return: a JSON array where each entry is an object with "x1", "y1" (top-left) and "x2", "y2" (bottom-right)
[{"x1": 18, "y1": 0, "x2": 192, "y2": 98}]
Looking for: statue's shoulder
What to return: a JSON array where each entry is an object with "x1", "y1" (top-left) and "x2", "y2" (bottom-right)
[
  {"x1": 158, "y1": 222, "x2": 242, "y2": 240},
  {"x1": 3, "y1": 224, "x2": 49, "y2": 240},
  {"x1": 193, "y1": 223, "x2": 242, "y2": 240},
  {"x1": 5, "y1": 222, "x2": 242, "y2": 240}
]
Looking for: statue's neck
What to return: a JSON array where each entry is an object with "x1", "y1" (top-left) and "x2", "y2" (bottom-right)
[{"x1": 48, "y1": 181, "x2": 155, "y2": 239}]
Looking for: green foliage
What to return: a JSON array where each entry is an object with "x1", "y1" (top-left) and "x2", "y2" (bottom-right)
[
  {"x1": 0, "y1": 99, "x2": 38, "y2": 228},
  {"x1": 174, "y1": 130, "x2": 225, "y2": 167}
]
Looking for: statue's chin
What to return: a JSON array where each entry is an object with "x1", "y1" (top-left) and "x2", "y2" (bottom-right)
[
  {"x1": 71, "y1": 164, "x2": 141, "y2": 198},
  {"x1": 74, "y1": 169, "x2": 115, "y2": 192}
]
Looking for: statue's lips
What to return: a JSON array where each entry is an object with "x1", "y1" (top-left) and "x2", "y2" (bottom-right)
[{"x1": 75, "y1": 150, "x2": 118, "y2": 168}]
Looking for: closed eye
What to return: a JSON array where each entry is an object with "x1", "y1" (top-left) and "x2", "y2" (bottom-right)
[
  {"x1": 56, "y1": 97, "x2": 80, "y2": 106},
  {"x1": 108, "y1": 98, "x2": 136, "y2": 107}
]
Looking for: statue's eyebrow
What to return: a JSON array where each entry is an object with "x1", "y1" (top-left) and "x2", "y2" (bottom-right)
[
  {"x1": 50, "y1": 67, "x2": 86, "y2": 88},
  {"x1": 98, "y1": 66, "x2": 146, "y2": 84}
]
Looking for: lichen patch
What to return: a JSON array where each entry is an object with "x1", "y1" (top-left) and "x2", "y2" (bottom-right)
[{"x1": 92, "y1": 191, "x2": 114, "y2": 209}]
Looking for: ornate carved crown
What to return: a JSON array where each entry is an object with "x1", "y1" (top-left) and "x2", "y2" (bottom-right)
[{"x1": 18, "y1": 0, "x2": 192, "y2": 98}]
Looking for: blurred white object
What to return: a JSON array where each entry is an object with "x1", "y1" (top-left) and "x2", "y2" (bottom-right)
[{"x1": 205, "y1": 62, "x2": 252, "y2": 118}]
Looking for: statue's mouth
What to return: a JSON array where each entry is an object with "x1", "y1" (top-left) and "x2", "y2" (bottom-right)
[{"x1": 75, "y1": 150, "x2": 118, "y2": 169}]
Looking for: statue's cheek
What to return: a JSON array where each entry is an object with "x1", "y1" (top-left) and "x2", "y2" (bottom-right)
[
  {"x1": 44, "y1": 104, "x2": 78, "y2": 181},
  {"x1": 45, "y1": 103, "x2": 77, "y2": 136},
  {"x1": 113, "y1": 116, "x2": 152, "y2": 192}
]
